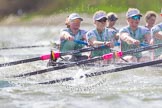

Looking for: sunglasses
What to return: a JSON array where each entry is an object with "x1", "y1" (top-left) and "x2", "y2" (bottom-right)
[
  {"x1": 131, "y1": 15, "x2": 141, "y2": 20},
  {"x1": 97, "y1": 18, "x2": 107, "y2": 22}
]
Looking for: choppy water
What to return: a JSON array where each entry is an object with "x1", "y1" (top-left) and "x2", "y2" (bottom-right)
[{"x1": 0, "y1": 26, "x2": 162, "y2": 108}]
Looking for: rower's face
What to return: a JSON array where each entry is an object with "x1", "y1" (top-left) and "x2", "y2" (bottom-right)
[
  {"x1": 108, "y1": 20, "x2": 116, "y2": 27},
  {"x1": 128, "y1": 15, "x2": 141, "y2": 28},
  {"x1": 147, "y1": 16, "x2": 156, "y2": 26},
  {"x1": 69, "y1": 19, "x2": 81, "y2": 31},
  {"x1": 95, "y1": 18, "x2": 107, "y2": 30}
]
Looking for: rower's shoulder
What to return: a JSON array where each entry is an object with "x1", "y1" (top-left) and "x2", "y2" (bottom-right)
[{"x1": 153, "y1": 23, "x2": 162, "y2": 29}]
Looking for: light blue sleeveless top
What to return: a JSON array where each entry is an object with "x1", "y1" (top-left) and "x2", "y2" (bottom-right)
[
  {"x1": 86, "y1": 28, "x2": 117, "y2": 57},
  {"x1": 60, "y1": 28, "x2": 87, "y2": 55},
  {"x1": 119, "y1": 26, "x2": 150, "y2": 58},
  {"x1": 151, "y1": 23, "x2": 162, "y2": 57}
]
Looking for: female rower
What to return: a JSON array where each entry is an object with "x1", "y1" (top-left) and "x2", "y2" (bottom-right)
[
  {"x1": 107, "y1": 12, "x2": 120, "y2": 47},
  {"x1": 119, "y1": 8, "x2": 151, "y2": 62},
  {"x1": 59, "y1": 13, "x2": 88, "y2": 61},
  {"x1": 144, "y1": 11, "x2": 157, "y2": 60},
  {"x1": 151, "y1": 13, "x2": 162, "y2": 59},
  {"x1": 107, "y1": 12, "x2": 119, "y2": 31},
  {"x1": 48, "y1": 13, "x2": 88, "y2": 66},
  {"x1": 144, "y1": 11, "x2": 157, "y2": 30},
  {"x1": 86, "y1": 10, "x2": 117, "y2": 62}
]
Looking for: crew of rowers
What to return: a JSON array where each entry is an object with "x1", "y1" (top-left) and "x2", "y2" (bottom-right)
[{"x1": 57, "y1": 8, "x2": 162, "y2": 63}]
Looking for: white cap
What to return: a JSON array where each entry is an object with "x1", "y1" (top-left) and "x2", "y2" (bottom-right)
[
  {"x1": 126, "y1": 8, "x2": 142, "y2": 18},
  {"x1": 93, "y1": 11, "x2": 107, "y2": 20},
  {"x1": 68, "y1": 13, "x2": 83, "y2": 21}
]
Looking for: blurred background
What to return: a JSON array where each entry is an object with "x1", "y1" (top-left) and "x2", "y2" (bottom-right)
[
  {"x1": 0, "y1": 0, "x2": 161, "y2": 25},
  {"x1": 0, "y1": 1, "x2": 162, "y2": 108}
]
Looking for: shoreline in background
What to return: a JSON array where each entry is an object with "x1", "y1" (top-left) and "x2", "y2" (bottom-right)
[{"x1": 0, "y1": 13, "x2": 161, "y2": 27}]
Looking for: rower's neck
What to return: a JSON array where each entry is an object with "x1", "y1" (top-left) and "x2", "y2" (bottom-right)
[{"x1": 130, "y1": 26, "x2": 137, "y2": 31}]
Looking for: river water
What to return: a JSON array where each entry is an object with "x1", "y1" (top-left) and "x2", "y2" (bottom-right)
[{"x1": 0, "y1": 25, "x2": 162, "y2": 108}]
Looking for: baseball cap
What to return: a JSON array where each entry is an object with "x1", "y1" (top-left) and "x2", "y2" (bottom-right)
[
  {"x1": 107, "y1": 12, "x2": 118, "y2": 21},
  {"x1": 93, "y1": 10, "x2": 107, "y2": 21},
  {"x1": 68, "y1": 13, "x2": 83, "y2": 21},
  {"x1": 126, "y1": 8, "x2": 142, "y2": 18}
]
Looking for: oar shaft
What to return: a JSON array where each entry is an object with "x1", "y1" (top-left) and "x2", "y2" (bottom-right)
[
  {"x1": 0, "y1": 45, "x2": 50, "y2": 50},
  {"x1": 39, "y1": 59, "x2": 162, "y2": 84},
  {"x1": 0, "y1": 57, "x2": 40, "y2": 67},
  {"x1": 122, "y1": 43, "x2": 162, "y2": 55},
  {"x1": 60, "y1": 45, "x2": 106, "y2": 56},
  {"x1": 13, "y1": 56, "x2": 103, "y2": 77}
]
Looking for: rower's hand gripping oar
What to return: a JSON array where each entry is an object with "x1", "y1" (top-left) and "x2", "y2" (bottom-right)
[{"x1": 111, "y1": 42, "x2": 149, "y2": 62}]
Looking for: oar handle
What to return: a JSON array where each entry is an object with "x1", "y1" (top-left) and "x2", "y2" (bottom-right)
[
  {"x1": 114, "y1": 42, "x2": 120, "y2": 46},
  {"x1": 114, "y1": 42, "x2": 149, "y2": 47},
  {"x1": 140, "y1": 43, "x2": 149, "y2": 47},
  {"x1": 73, "y1": 40, "x2": 88, "y2": 46}
]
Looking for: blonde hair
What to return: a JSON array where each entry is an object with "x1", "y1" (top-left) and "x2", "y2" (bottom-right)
[
  {"x1": 145, "y1": 11, "x2": 157, "y2": 22},
  {"x1": 65, "y1": 16, "x2": 70, "y2": 28}
]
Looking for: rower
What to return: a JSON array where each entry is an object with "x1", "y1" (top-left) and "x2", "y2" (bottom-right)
[
  {"x1": 107, "y1": 12, "x2": 119, "y2": 32},
  {"x1": 107, "y1": 12, "x2": 120, "y2": 49},
  {"x1": 144, "y1": 11, "x2": 157, "y2": 30},
  {"x1": 151, "y1": 10, "x2": 162, "y2": 60},
  {"x1": 144, "y1": 11, "x2": 157, "y2": 60},
  {"x1": 119, "y1": 8, "x2": 151, "y2": 62},
  {"x1": 86, "y1": 10, "x2": 117, "y2": 63},
  {"x1": 48, "y1": 13, "x2": 88, "y2": 66}
]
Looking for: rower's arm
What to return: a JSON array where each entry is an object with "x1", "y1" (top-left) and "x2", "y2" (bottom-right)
[
  {"x1": 120, "y1": 32, "x2": 140, "y2": 45},
  {"x1": 154, "y1": 31, "x2": 162, "y2": 40},
  {"x1": 144, "y1": 33, "x2": 151, "y2": 44},
  {"x1": 89, "y1": 37, "x2": 114, "y2": 48},
  {"x1": 88, "y1": 37, "x2": 104, "y2": 46},
  {"x1": 60, "y1": 31, "x2": 74, "y2": 41}
]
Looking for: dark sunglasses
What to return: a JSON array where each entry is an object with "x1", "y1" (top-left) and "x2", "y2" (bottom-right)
[
  {"x1": 131, "y1": 15, "x2": 141, "y2": 20},
  {"x1": 97, "y1": 18, "x2": 107, "y2": 22}
]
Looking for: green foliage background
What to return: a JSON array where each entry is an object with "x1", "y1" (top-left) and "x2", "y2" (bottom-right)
[
  {"x1": 0, "y1": 0, "x2": 161, "y2": 18},
  {"x1": 35, "y1": 0, "x2": 162, "y2": 14}
]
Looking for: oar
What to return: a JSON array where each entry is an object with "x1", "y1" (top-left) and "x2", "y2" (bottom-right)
[
  {"x1": 0, "y1": 40, "x2": 87, "y2": 50},
  {"x1": 0, "y1": 40, "x2": 91, "y2": 68},
  {"x1": 51, "y1": 42, "x2": 148, "y2": 60},
  {"x1": 13, "y1": 43, "x2": 162, "y2": 78},
  {"x1": 0, "y1": 45, "x2": 108, "y2": 68},
  {"x1": 38, "y1": 58, "x2": 162, "y2": 84},
  {"x1": 0, "y1": 54, "x2": 51, "y2": 67},
  {"x1": 0, "y1": 45, "x2": 51, "y2": 50}
]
